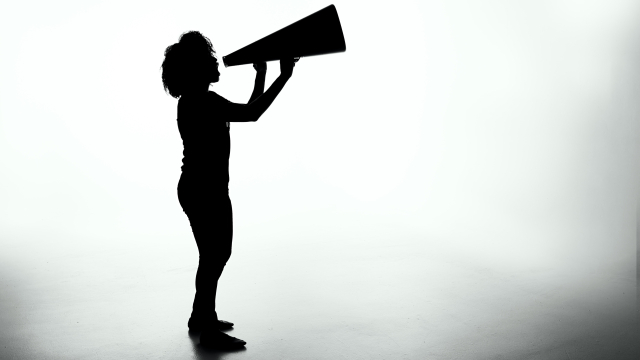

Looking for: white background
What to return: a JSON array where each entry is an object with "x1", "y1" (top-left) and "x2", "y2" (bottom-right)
[{"x1": 1, "y1": 0, "x2": 638, "y2": 311}]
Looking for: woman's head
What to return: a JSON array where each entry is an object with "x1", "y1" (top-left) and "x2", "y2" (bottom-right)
[{"x1": 162, "y1": 31, "x2": 220, "y2": 98}]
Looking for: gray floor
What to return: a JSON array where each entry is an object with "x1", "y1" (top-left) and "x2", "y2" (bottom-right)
[{"x1": 1, "y1": 214, "x2": 637, "y2": 360}]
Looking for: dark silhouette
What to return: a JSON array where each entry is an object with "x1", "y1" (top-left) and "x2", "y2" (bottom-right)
[
  {"x1": 222, "y1": 4, "x2": 345, "y2": 67},
  {"x1": 161, "y1": 31, "x2": 296, "y2": 350}
]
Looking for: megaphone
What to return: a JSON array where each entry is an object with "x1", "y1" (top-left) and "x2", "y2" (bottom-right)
[{"x1": 222, "y1": 4, "x2": 346, "y2": 67}]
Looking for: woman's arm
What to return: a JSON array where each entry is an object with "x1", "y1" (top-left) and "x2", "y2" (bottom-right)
[
  {"x1": 228, "y1": 58, "x2": 297, "y2": 122},
  {"x1": 248, "y1": 62, "x2": 266, "y2": 104}
]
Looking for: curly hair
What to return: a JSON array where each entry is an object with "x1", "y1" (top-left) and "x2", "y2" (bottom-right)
[{"x1": 162, "y1": 31, "x2": 217, "y2": 98}]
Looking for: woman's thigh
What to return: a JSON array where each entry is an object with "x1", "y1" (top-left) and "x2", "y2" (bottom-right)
[{"x1": 178, "y1": 179, "x2": 233, "y2": 260}]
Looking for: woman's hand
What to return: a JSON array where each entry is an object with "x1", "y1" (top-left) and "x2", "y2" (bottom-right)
[
  {"x1": 242, "y1": 58, "x2": 298, "y2": 122},
  {"x1": 279, "y1": 58, "x2": 298, "y2": 78},
  {"x1": 253, "y1": 61, "x2": 267, "y2": 73}
]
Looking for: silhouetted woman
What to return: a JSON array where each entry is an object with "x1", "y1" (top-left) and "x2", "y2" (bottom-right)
[{"x1": 161, "y1": 31, "x2": 296, "y2": 349}]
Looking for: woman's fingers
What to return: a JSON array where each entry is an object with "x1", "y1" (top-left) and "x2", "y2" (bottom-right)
[{"x1": 280, "y1": 58, "x2": 296, "y2": 76}]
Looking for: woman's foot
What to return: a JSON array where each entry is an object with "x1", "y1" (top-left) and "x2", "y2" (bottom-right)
[
  {"x1": 215, "y1": 320, "x2": 234, "y2": 330},
  {"x1": 188, "y1": 318, "x2": 234, "y2": 331},
  {"x1": 200, "y1": 329, "x2": 246, "y2": 349}
]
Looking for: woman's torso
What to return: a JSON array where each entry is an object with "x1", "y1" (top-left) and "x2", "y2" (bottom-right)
[{"x1": 177, "y1": 91, "x2": 231, "y2": 189}]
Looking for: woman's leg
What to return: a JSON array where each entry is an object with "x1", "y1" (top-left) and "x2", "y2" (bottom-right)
[
  {"x1": 188, "y1": 195, "x2": 233, "y2": 327},
  {"x1": 178, "y1": 178, "x2": 233, "y2": 330}
]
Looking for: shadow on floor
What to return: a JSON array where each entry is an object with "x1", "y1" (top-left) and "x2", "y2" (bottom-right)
[{"x1": 188, "y1": 330, "x2": 247, "y2": 360}]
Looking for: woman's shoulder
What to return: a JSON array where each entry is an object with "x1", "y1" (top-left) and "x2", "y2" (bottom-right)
[
  {"x1": 178, "y1": 93, "x2": 200, "y2": 108},
  {"x1": 179, "y1": 91, "x2": 231, "y2": 105},
  {"x1": 178, "y1": 93, "x2": 206, "y2": 119},
  {"x1": 207, "y1": 91, "x2": 232, "y2": 104}
]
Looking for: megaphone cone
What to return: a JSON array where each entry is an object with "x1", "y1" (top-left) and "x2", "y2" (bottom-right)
[{"x1": 222, "y1": 5, "x2": 346, "y2": 67}]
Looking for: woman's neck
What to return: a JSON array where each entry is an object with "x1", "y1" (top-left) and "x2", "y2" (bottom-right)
[{"x1": 183, "y1": 83, "x2": 210, "y2": 96}]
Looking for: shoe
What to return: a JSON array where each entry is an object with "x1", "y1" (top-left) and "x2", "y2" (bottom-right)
[
  {"x1": 200, "y1": 330, "x2": 246, "y2": 349},
  {"x1": 188, "y1": 318, "x2": 234, "y2": 331}
]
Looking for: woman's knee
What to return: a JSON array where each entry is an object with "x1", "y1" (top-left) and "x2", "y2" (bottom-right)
[{"x1": 199, "y1": 248, "x2": 231, "y2": 265}]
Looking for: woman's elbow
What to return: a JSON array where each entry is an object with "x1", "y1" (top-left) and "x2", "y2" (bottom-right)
[
  {"x1": 238, "y1": 112, "x2": 258, "y2": 122},
  {"x1": 230, "y1": 107, "x2": 251, "y2": 122},
  {"x1": 242, "y1": 108, "x2": 261, "y2": 122}
]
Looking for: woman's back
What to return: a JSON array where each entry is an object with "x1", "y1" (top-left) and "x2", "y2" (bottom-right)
[{"x1": 178, "y1": 91, "x2": 232, "y2": 187}]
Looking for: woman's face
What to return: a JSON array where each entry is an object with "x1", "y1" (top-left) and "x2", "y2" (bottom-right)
[{"x1": 208, "y1": 55, "x2": 220, "y2": 83}]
